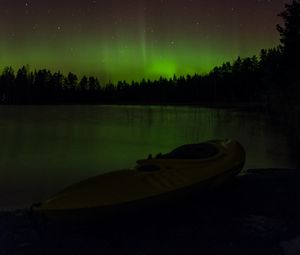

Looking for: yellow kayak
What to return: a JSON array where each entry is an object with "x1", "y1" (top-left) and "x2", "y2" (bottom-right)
[{"x1": 33, "y1": 139, "x2": 245, "y2": 220}]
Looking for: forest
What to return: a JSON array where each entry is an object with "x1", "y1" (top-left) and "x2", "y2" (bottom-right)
[
  {"x1": 0, "y1": 1, "x2": 299, "y2": 112},
  {"x1": 0, "y1": 49, "x2": 281, "y2": 106}
]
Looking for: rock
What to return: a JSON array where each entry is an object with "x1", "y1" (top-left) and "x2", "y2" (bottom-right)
[{"x1": 281, "y1": 236, "x2": 300, "y2": 255}]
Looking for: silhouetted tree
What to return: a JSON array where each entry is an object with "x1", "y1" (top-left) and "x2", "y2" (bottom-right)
[
  {"x1": 0, "y1": 67, "x2": 15, "y2": 103},
  {"x1": 50, "y1": 72, "x2": 64, "y2": 103},
  {"x1": 65, "y1": 72, "x2": 78, "y2": 90},
  {"x1": 33, "y1": 69, "x2": 52, "y2": 103},
  {"x1": 88, "y1": 76, "x2": 99, "y2": 91},
  {"x1": 277, "y1": 0, "x2": 300, "y2": 105},
  {"x1": 15, "y1": 66, "x2": 30, "y2": 103},
  {"x1": 79, "y1": 76, "x2": 88, "y2": 91},
  {"x1": 277, "y1": 0, "x2": 300, "y2": 67}
]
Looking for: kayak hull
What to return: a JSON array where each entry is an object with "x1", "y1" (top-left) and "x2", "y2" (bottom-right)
[{"x1": 33, "y1": 139, "x2": 245, "y2": 222}]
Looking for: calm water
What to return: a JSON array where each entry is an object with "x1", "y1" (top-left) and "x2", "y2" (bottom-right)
[{"x1": 0, "y1": 105, "x2": 297, "y2": 209}]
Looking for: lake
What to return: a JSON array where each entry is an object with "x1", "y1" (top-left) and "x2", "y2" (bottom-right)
[{"x1": 0, "y1": 105, "x2": 297, "y2": 209}]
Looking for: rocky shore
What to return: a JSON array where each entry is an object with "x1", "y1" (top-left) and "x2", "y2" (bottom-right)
[{"x1": 1, "y1": 168, "x2": 300, "y2": 255}]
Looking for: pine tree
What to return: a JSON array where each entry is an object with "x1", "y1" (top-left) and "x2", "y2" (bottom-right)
[{"x1": 277, "y1": 0, "x2": 300, "y2": 80}]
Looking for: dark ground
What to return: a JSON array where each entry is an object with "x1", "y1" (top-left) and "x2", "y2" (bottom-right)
[{"x1": 1, "y1": 168, "x2": 300, "y2": 255}]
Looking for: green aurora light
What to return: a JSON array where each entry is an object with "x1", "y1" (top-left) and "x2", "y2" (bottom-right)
[
  {"x1": 0, "y1": 0, "x2": 284, "y2": 84},
  {"x1": 0, "y1": 36, "x2": 277, "y2": 84}
]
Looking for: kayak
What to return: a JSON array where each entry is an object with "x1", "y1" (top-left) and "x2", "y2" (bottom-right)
[{"x1": 33, "y1": 139, "x2": 245, "y2": 221}]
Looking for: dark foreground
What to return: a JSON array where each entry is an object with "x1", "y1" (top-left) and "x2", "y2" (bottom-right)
[{"x1": 1, "y1": 168, "x2": 300, "y2": 255}]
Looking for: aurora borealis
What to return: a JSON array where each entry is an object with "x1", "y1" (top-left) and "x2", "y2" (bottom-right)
[{"x1": 0, "y1": 0, "x2": 289, "y2": 83}]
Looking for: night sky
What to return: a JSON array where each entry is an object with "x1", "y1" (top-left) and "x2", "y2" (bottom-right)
[{"x1": 0, "y1": 0, "x2": 290, "y2": 83}]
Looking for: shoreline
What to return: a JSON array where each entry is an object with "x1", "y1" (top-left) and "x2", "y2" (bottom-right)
[
  {"x1": 0, "y1": 101, "x2": 267, "y2": 111},
  {"x1": 1, "y1": 168, "x2": 300, "y2": 255}
]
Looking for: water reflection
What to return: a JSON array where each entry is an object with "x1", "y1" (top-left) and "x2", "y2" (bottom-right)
[{"x1": 0, "y1": 105, "x2": 296, "y2": 208}]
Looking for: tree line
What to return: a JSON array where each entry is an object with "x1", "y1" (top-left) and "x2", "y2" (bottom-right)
[
  {"x1": 0, "y1": 0, "x2": 299, "y2": 106},
  {"x1": 0, "y1": 67, "x2": 102, "y2": 104},
  {"x1": 0, "y1": 48, "x2": 282, "y2": 105}
]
